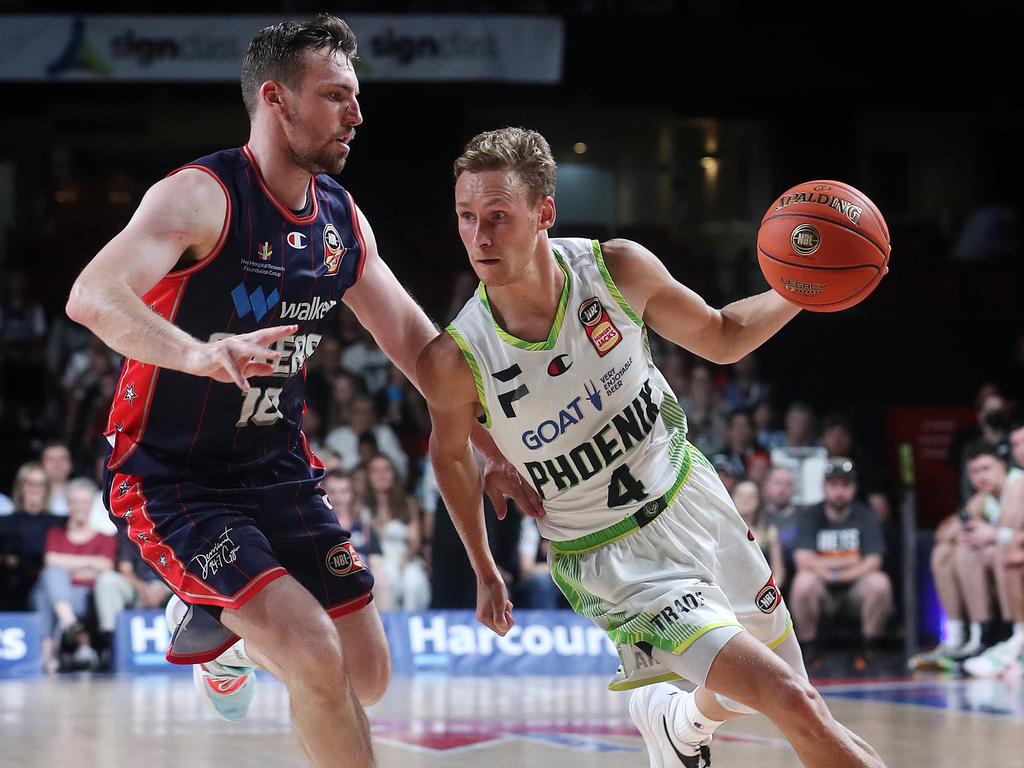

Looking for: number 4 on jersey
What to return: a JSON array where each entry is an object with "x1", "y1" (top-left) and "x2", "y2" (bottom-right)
[{"x1": 608, "y1": 463, "x2": 648, "y2": 507}]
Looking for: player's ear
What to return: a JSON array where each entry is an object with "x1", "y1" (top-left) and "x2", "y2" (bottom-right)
[
  {"x1": 537, "y1": 195, "x2": 556, "y2": 232},
  {"x1": 260, "y1": 80, "x2": 285, "y2": 113}
]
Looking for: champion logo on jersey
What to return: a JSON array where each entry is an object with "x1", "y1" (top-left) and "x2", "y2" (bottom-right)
[
  {"x1": 287, "y1": 232, "x2": 307, "y2": 249},
  {"x1": 257, "y1": 241, "x2": 273, "y2": 260},
  {"x1": 323, "y1": 223, "x2": 346, "y2": 275},
  {"x1": 547, "y1": 354, "x2": 573, "y2": 376},
  {"x1": 578, "y1": 297, "x2": 622, "y2": 357}
]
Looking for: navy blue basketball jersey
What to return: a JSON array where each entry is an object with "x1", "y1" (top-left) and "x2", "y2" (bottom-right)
[{"x1": 105, "y1": 145, "x2": 364, "y2": 482}]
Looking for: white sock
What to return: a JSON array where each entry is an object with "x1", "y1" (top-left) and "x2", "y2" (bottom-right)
[
  {"x1": 1010, "y1": 623, "x2": 1024, "y2": 650},
  {"x1": 671, "y1": 689, "x2": 725, "y2": 750},
  {"x1": 969, "y1": 622, "x2": 983, "y2": 647},
  {"x1": 215, "y1": 639, "x2": 258, "y2": 670},
  {"x1": 945, "y1": 619, "x2": 965, "y2": 648}
]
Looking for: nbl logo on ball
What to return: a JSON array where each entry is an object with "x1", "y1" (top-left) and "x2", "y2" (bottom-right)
[{"x1": 790, "y1": 224, "x2": 820, "y2": 256}]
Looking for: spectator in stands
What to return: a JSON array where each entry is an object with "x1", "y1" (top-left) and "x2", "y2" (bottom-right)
[
  {"x1": 0, "y1": 270, "x2": 47, "y2": 430},
  {"x1": 325, "y1": 395, "x2": 409, "y2": 478},
  {"x1": 753, "y1": 400, "x2": 786, "y2": 450},
  {"x1": 32, "y1": 478, "x2": 116, "y2": 671},
  {"x1": 719, "y1": 410, "x2": 757, "y2": 478},
  {"x1": 324, "y1": 368, "x2": 365, "y2": 432},
  {"x1": 363, "y1": 454, "x2": 430, "y2": 610},
  {"x1": 720, "y1": 353, "x2": 769, "y2": 411},
  {"x1": 746, "y1": 449, "x2": 772, "y2": 486},
  {"x1": 710, "y1": 452, "x2": 740, "y2": 494},
  {"x1": 732, "y1": 479, "x2": 786, "y2": 588},
  {"x1": 303, "y1": 334, "x2": 342, "y2": 415},
  {"x1": 762, "y1": 466, "x2": 802, "y2": 582},
  {"x1": 820, "y1": 413, "x2": 891, "y2": 521},
  {"x1": 341, "y1": 326, "x2": 391, "y2": 395},
  {"x1": 93, "y1": 533, "x2": 171, "y2": 669},
  {"x1": 790, "y1": 457, "x2": 892, "y2": 669},
  {"x1": 961, "y1": 423, "x2": 1024, "y2": 677},
  {"x1": 913, "y1": 441, "x2": 1012, "y2": 668},
  {"x1": 949, "y1": 386, "x2": 1012, "y2": 503},
  {"x1": 517, "y1": 518, "x2": 563, "y2": 609},
  {"x1": 40, "y1": 441, "x2": 74, "y2": 516},
  {"x1": 0, "y1": 462, "x2": 64, "y2": 609},
  {"x1": 783, "y1": 401, "x2": 819, "y2": 449},
  {"x1": 302, "y1": 405, "x2": 340, "y2": 471},
  {"x1": 322, "y1": 469, "x2": 389, "y2": 607},
  {"x1": 680, "y1": 364, "x2": 726, "y2": 455}
]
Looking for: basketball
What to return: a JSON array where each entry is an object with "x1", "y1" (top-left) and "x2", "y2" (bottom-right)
[{"x1": 756, "y1": 180, "x2": 891, "y2": 312}]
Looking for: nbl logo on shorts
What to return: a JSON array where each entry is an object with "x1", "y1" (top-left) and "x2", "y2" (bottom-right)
[
  {"x1": 756, "y1": 576, "x2": 781, "y2": 614},
  {"x1": 326, "y1": 542, "x2": 365, "y2": 577}
]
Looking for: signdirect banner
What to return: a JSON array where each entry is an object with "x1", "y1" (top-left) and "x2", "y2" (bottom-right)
[
  {"x1": 0, "y1": 15, "x2": 563, "y2": 83},
  {"x1": 110, "y1": 609, "x2": 616, "y2": 676}
]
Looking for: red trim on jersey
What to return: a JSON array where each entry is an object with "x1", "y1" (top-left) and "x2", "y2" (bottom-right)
[
  {"x1": 242, "y1": 144, "x2": 319, "y2": 225},
  {"x1": 106, "y1": 279, "x2": 189, "y2": 470},
  {"x1": 326, "y1": 591, "x2": 373, "y2": 620},
  {"x1": 347, "y1": 191, "x2": 368, "y2": 281},
  {"x1": 163, "y1": 164, "x2": 232, "y2": 277},
  {"x1": 299, "y1": 429, "x2": 325, "y2": 470}
]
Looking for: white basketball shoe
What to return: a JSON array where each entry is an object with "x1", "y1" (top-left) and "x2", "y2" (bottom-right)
[{"x1": 628, "y1": 684, "x2": 712, "y2": 768}]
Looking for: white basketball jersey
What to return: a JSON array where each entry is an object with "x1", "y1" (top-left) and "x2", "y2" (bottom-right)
[
  {"x1": 984, "y1": 466, "x2": 1024, "y2": 524},
  {"x1": 447, "y1": 238, "x2": 691, "y2": 541}
]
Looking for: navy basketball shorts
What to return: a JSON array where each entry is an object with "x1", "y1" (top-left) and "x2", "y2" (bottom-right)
[{"x1": 106, "y1": 470, "x2": 374, "y2": 664}]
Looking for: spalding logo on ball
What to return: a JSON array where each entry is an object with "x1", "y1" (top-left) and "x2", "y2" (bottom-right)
[{"x1": 757, "y1": 180, "x2": 891, "y2": 312}]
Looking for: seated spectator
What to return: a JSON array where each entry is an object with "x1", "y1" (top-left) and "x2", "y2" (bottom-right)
[
  {"x1": 720, "y1": 353, "x2": 769, "y2": 411},
  {"x1": 753, "y1": 400, "x2": 786, "y2": 450},
  {"x1": 93, "y1": 532, "x2": 171, "y2": 669},
  {"x1": 762, "y1": 466, "x2": 801, "y2": 581},
  {"x1": 341, "y1": 327, "x2": 391, "y2": 395},
  {"x1": 719, "y1": 410, "x2": 756, "y2": 478},
  {"x1": 322, "y1": 469, "x2": 389, "y2": 607},
  {"x1": 325, "y1": 395, "x2": 409, "y2": 478},
  {"x1": 783, "y1": 401, "x2": 819, "y2": 449},
  {"x1": 364, "y1": 454, "x2": 430, "y2": 610},
  {"x1": 0, "y1": 462, "x2": 64, "y2": 610},
  {"x1": 324, "y1": 368, "x2": 366, "y2": 432},
  {"x1": 32, "y1": 478, "x2": 116, "y2": 671},
  {"x1": 517, "y1": 518, "x2": 564, "y2": 609},
  {"x1": 820, "y1": 412, "x2": 890, "y2": 521},
  {"x1": 962, "y1": 423, "x2": 1024, "y2": 678},
  {"x1": 710, "y1": 453, "x2": 740, "y2": 494},
  {"x1": 912, "y1": 440, "x2": 1014, "y2": 668},
  {"x1": 680, "y1": 364, "x2": 726, "y2": 455},
  {"x1": 746, "y1": 449, "x2": 772, "y2": 486},
  {"x1": 732, "y1": 479, "x2": 786, "y2": 588},
  {"x1": 790, "y1": 457, "x2": 892, "y2": 670},
  {"x1": 40, "y1": 441, "x2": 73, "y2": 516}
]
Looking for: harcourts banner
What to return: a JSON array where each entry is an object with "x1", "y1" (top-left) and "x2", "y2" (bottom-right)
[
  {"x1": 113, "y1": 609, "x2": 616, "y2": 676},
  {"x1": 0, "y1": 613, "x2": 43, "y2": 678},
  {"x1": 0, "y1": 15, "x2": 563, "y2": 83},
  {"x1": 384, "y1": 610, "x2": 618, "y2": 676}
]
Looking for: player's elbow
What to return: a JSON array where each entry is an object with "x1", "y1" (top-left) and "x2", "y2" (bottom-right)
[{"x1": 65, "y1": 280, "x2": 98, "y2": 327}]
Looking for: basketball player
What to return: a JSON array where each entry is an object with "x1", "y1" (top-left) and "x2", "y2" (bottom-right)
[
  {"x1": 418, "y1": 127, "x2": 886, "y2": 768},
  {"x1": 65, "y1": 18, "x2": 538, "y2": 768}
]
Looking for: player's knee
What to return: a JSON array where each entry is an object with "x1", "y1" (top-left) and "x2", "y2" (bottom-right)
[
  {"x1": 349, "y1": 646, "x2": 391, "y2": 706},
  {"x1": 271, "y1": 614, "x2": 348, "y2": 693},
  {"x1": 768, "y1": 675, "x2": 829, "y2": 730}
]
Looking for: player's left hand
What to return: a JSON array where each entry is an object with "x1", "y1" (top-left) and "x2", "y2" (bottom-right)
[
  {"x1": 476, "y1": 573, "x2": 514, "y2": 636},
  {"x1": 483, "y1": 457, "x2": 545, "y2": 520}
]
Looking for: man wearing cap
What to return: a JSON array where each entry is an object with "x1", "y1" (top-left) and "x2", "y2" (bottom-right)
[{"x1": 789, "y1": 457, "x2": 893, "y2": 669}]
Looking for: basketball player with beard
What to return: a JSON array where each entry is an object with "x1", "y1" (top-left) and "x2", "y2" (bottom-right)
[{"x1": 66, "y1": 17, "x2": 539, "y2": 768}]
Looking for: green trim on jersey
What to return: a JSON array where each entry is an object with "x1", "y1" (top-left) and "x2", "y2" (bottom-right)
[
  {"x1": 476, "y1": 248, "x2": 572, "y2": 351},
  {"x1": 592, "y1": 239, "x2": 644, "y2": 329},
  {"x1": 550, "y1": 551, "x2": 742, "y2": 655},
  {"x1": 549, "y1": 440, "x2": 694, "y2": 554},
  {"x1": 445, "y1": 324, "x2": 491, "y2": 429}
]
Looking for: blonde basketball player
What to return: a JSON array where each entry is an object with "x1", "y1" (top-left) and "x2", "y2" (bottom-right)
[{"x1": 418, "y1": 127, "x2": 886, "y2": 768}]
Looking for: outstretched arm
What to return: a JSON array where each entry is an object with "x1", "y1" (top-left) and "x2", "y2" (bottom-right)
[
  {"x1": 417, "y1": 331, "x2": 513, "y2": 635},
  {"x1": 65, "y1": 169, "x2": 294, "y2": 390},
  {"x1": 602, "y1": 238, "x2": 800, "y2": 365}
]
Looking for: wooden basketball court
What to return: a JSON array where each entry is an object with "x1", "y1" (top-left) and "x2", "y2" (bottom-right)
[{"x1": 2, "y1": 672, "x2": 1021, "y2": 766}]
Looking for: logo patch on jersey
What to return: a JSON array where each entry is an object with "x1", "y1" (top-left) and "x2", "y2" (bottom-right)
[
  {"x1": 578, "y1": 297, "x2": 622, "y2": 357},
  {"x1": 756, "y1": 577, "x2": 781, "y2": 614},
  {"x1": 547, "y1": 354, "x2": 572, "y2": 377},
  {"x1": 583, "y1": 380, "x2": 603, "y2": 411},
  {"x1": 323, "y1": 223, "x2": 347, "y2": 275},
  {"x1": 326, "y1": 542, "x2": 364, "y2": 576},
  {"x1": 287, "y1": 232, "x2": 307, "y2": 249},
  {"x1": 257, "y1": 241, "x2": 273, "y2": 260},
  {"x1": 231, "y1": 282, "x2": 280, "y2": 322}
]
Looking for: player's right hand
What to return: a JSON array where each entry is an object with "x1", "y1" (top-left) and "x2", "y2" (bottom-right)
[
  {"x1": 186, "y1": 324, "x2": 299, "y2": 390},
  {"x1": 476, "y1": 573, "x2": 514, "y2": 637}
]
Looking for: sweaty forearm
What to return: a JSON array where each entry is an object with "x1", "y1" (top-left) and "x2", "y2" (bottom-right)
[
  {"x1": 430, "y1": 439, "x2": 500, "y2": 580},
  {"x1": 69, "y1": 278, "x2": 201, "y2": 371},
  {"x1": 718, "y1": 290, "x2": 801, "y2": 363}
]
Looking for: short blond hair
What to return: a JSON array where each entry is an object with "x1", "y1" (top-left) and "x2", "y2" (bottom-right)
[{"x1": 453, "y1": 127, "x2": 556, "y2": 205}]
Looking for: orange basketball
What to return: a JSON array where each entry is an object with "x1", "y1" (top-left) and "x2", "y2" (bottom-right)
[{"x1": 756, "y1": 180, "x2": 891, "y2": 312}]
